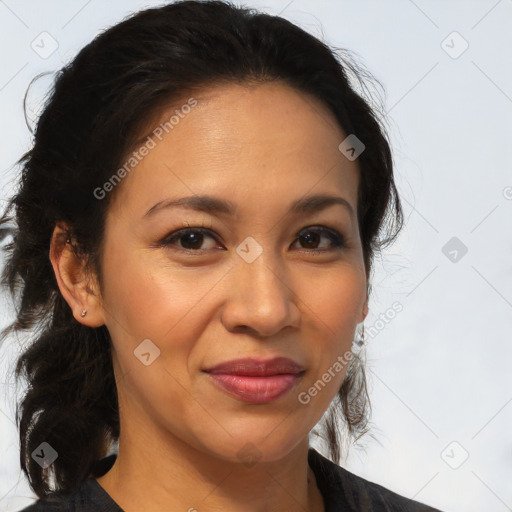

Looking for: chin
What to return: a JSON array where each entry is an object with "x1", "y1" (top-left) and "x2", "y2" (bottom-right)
[{"x1": 198, "y1": 431, "x2": 306, "y2": 466}]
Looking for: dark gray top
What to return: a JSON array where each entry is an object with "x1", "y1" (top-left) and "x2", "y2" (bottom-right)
[{"x1": 19, "y1": 448, "x2": 444, "y2": 511}]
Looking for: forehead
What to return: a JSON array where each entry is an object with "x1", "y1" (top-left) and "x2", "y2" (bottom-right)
[{"x1": 108, "y1": 81, "x2": 360, "y2": 217}]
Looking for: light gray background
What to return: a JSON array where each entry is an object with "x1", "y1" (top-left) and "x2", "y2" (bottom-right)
[{"x1": 1, "y1": 1, "x2": 511, "y2": 511}]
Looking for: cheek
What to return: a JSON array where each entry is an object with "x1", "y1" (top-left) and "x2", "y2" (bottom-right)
[
  {"x1": 295, "y1": 262, "x2": 365, "y2": 338},
  {"x1": 101, "y1": 244, "x2": 218, "y2": 339},
  {"x1": 100, "y1": 246, "x2": 230, "y2": 392},
  {"x1": 293, "y1": 265, "x2": 365, "y2": 399},
  {"x1": 101, "y1": 250, "x2": 217, "y2": 432}
]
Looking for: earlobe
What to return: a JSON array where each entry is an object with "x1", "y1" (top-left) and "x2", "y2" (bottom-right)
[
  {"x1": 49, "y1": 225, "x2": 105, "y2": 327},
  {"x1": 361, "y1": 295, "x2": 369, "y2": 322}
]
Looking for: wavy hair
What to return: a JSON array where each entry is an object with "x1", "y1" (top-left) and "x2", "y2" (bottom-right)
[{"x1": 0, "y1": 0, "x2": 403, "y2": 498}]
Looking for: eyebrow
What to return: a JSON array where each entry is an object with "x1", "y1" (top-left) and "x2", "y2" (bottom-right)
[{"x1": 143, "y1": 193, "x2": 354, "y2": 219}]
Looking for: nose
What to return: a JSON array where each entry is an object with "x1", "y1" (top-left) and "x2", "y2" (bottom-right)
[{"x1": 220, "y1": 249, "x2": 301, "y2": 338}]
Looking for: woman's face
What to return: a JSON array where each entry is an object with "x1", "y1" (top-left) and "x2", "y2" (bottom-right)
[{"x1": 94, "y1": 81, "x2": 368, "y2": 463}]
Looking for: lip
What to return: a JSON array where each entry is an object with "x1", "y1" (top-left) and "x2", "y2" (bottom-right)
[
  {"x1": 203, "y1": 357, "x2": 305, "y2": 376},
  {"x1": 203, "y1": 357, "x2": 305, "y2": 404}
]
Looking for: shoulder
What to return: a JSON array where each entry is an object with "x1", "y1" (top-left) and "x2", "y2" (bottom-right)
[
  {"x1": 17, "y1": 455, "x2": 122, "y2": 512},
  {"x1": 308, "y1": 448, "x2": 444, "y2": 512},
  {"x1": 18, "y1": 480, "x2": 95, "y2": 511}
]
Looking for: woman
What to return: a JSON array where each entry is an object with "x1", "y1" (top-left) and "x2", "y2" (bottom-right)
[{"x1": 0, "y1": 1, "x2": 443, "y2": 510}]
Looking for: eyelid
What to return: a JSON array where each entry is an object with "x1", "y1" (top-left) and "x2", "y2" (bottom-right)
[
  {"x1": 293, "y1": 225, "x2": 346, "y2": 250},
  {"x1": 158, "y1": 224, "x2": 347, "y2": 253},
  {"x1": 159, "y1": 227, "x2": 222, "y2": 252}
]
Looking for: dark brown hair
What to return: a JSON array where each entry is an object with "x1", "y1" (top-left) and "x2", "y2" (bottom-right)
[{"x1": 0, "y1": 0, "x2": 403, "y2": 498}]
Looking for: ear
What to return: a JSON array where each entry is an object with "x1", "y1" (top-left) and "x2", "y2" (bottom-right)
[
  {"x1": 360, "y1": 292, "x2": 369, "y2": 324},
  {"x1": 360, "y1": 258, "x2": 370, "y2": 323},
  {"x1": 49, "y1": 224, "x2": 105, "y2": 327}
]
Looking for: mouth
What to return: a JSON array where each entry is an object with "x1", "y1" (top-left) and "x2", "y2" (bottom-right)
[
  {"x1": 202, "y1": 357, "x2": 305, "y2": 404},
  {"x1": 203, "y1": 356, "x2": 305, "y2": 376}
]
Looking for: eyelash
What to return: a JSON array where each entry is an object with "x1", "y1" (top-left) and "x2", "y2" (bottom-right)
[{"x1": 158, "y1": 225, "x2": 347, "y2": 254}]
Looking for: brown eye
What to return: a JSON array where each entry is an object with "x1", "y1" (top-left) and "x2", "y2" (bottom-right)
[
  {"x1": 159, "y1": 225, "x2": 346, "y2": 254},
  {"x1": 293, "y1": 226, "x2": 345, "y2": 251},
  {"x1": 161, "y1": 228, "x2": 221, "y2": 251}
]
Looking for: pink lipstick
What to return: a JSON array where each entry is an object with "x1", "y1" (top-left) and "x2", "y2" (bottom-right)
[{"x1": 203, "y1": 357, "x2": 305, "y2": 404}]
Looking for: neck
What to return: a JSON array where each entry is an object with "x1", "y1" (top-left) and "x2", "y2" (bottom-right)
[{"x1": 96, "y1": 431, "x2": 324, "y2": 512}]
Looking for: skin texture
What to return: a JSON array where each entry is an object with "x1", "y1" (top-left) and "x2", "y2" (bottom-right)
[{"x1": 50, "y1": 81, "x2": 369, "y2": 512}]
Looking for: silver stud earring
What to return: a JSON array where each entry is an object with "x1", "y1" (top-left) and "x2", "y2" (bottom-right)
[{"x1": 81, "y1": 309, "x2": 87, "y2": 317}]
